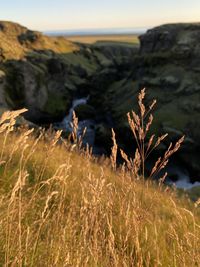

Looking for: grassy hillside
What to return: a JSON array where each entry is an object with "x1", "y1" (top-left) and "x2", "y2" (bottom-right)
[
  {"x1": 0, "y1": 21, "x2": 78, "y2": 60},
  {"x1": 0, "y1": 110, "x2": 199, "y2": 267}
]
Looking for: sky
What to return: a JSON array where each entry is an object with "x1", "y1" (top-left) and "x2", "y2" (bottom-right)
[{"x1": 0, "y1": 0, "x2": 200, "y2": 31}]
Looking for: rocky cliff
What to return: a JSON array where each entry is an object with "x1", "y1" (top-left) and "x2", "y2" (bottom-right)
[
  {"x1": 94, "y1": 23, "x2": 200, "y2": 180},
  {"x1": 0, "y1": 21, "x2": 137, "y2": 122}
]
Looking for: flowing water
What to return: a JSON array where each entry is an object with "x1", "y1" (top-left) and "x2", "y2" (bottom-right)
[
  {"x1": 165, "y1": 165, "x2": 200, "y2": 189},
  {"x1": 60, "y1": 96, "x2": 96, "y2": 148}
]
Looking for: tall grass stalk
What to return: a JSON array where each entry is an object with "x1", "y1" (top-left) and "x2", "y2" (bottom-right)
[{"x1": 118, "y1": 89, "x2": 184, "y2": 183}]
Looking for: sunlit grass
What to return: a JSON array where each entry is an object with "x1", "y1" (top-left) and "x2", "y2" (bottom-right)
[{"x1": 0, "y1": 109, "x2": 199, "y2": 266}]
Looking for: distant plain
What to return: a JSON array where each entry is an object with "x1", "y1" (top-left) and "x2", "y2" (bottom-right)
[{"x1": 64, "y1": 34, "x2": 139, "y2": 45}]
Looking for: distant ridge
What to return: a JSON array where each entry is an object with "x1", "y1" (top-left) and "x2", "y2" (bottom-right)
[{"x1": 44, "y1": 27, "x2": 147, "y2": 36}]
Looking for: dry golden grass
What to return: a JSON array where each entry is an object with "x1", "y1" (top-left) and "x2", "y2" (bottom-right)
[
  {"x1": 0, "y1": 104, "x2": 199, "y2": 266},
  {"x1": 118, "y1": 89, "x2": 185, "y2": 183}
]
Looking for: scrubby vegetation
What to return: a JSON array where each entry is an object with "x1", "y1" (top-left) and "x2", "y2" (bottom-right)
[{"x1": 0, "y1": 91, "x2": 199, "y2": 267}]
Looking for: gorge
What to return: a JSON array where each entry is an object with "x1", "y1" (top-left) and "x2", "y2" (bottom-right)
[{"x1": 0, "y1": 21, "x2": 200, "y2": 190}]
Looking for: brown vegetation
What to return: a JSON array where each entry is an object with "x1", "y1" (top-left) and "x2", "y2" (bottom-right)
[
  {"x1": 112, "y1": 89, "x2": 185, "y2": 183},
  {"x1": 0, "y1": 91, "x2": 199, "y2": 266}
]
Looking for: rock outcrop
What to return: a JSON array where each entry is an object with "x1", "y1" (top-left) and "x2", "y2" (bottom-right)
[{"x1": 93, "y1": 23, "x2": 200, "y2": 179}]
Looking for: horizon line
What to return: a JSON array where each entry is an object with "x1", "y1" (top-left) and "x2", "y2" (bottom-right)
[{"x1": 43, "y1": 26, "x2": 149, "y2": 36}]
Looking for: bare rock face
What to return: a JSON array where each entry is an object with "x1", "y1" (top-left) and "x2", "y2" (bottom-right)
[{"x1": 3, "y1": 58, "x2": 72, "y2": 123}]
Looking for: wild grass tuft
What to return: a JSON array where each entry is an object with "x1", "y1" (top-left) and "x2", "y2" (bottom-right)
[{"x1": 114, "y1": 88, "x2": 185, "y2": 185}]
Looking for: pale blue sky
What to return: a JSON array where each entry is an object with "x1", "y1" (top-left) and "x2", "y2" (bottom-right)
[{"x1": 0, "y1": 0, "x2": 200, "y2": 31}]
